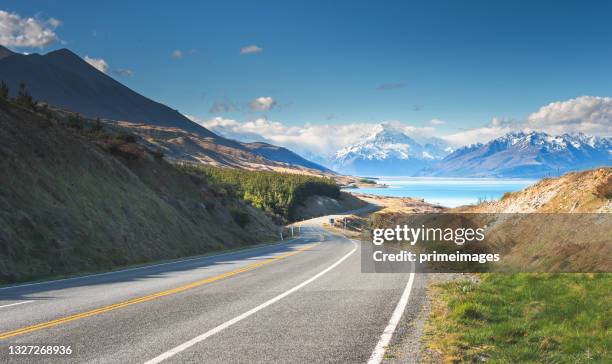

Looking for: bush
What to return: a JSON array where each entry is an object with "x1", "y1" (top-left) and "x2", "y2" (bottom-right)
[
  {"x1": 231, "y1": 208, "x2": 250, "y2": 227},
  {"x1": 151, "y1": 148, "x2": 165, "y2": 160},
  {"x1": 67, "y1": 114, "x2": 84, "y2": 130}
]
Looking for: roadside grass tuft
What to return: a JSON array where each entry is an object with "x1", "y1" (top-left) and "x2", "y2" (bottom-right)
[{"x1": 424, "y1": 273, "x2": 611, "y2": 363}]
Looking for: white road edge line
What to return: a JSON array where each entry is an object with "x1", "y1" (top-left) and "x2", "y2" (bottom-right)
[
  {"x1": 143, "y1": 240, "x2": 358, "y2": 364},
  {"x1": 0, "y1": 300, "x2": 33, "y2": 309},
  {"x1": 0, "y1": 238, "x2": 307, "y2": 291},
  {"x1": 367, "y1": 263, "x2": 416, "y2": 364}
]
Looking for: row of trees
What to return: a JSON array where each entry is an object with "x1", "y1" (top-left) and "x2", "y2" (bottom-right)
[
  {"x1": 0, "y1": 81, "x2": 35, "y2": 109},
  {"x1": 179, "y1": 164, "x2": 340, "y2": 220}
]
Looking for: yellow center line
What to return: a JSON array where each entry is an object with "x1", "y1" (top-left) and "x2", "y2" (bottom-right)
[{"x1": 0, "y1": 243, "x2": 318, "y2": 340}]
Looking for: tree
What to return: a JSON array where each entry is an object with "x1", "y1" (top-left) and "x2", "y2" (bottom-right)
[
  {"x1": 67, "y1": 113, "x2": 84, "y2": 130},
  {"x1": 91, "y1": 117, "x2": 104, "y2": 133},
  {"x1": 0, "y1": 81, "x2": 8, "y2": 100},
  {"x1": 15, "y1": 82, "x2": 34, "y2": 109}
]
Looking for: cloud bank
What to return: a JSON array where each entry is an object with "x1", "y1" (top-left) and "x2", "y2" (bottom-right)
[
  {"x1": 526, "y1": 96, "x2": 612, "y2": 136},
  {"x1": 189, "y1": 95, "x2": 612, "y2": 158},
  {"x1": 0, "y1": 10, "x2": 60, "y2": 48}
]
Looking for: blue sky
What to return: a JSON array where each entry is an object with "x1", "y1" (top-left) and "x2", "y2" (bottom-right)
[{"x1": 2, "y1": 0, "x2": 612, "y2": 153}]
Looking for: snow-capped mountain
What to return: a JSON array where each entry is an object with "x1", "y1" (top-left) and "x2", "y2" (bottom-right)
[
  {"x1": 330, "y1": 123, "x2": 452, "y2": 175},
  {"x1": 421, "y1": 131, "x2": 612, "y2": 177}
]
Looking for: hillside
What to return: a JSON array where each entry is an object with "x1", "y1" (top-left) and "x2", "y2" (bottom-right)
[
  {"x1": 465, "y1": 167, "x2": 612, "y2": 213},
  {"x1": 456, "y1": 168, "x2": 612, "y2": 272},
  {"x1": 0, "y1": 99, "x2": 280, "y2": 283},
  {"x1": 93, "y1": 119, "x2": 335, "y2": 176}
]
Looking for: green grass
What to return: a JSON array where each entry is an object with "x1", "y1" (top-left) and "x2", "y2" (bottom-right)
[{"x1": 425, "y1": 274, "x2": 611, "y2": 363}]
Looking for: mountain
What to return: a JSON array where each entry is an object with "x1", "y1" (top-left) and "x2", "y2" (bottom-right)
[
  {"x1": 93, "y1": 119, "x2": 335, "y2": 175},
  {"x1": 0, "y1": 45, "x2": 212, "y2": 137},
  {"x1": 239, "y1": 142, "x2": 333, "y2": 173},
  {"x1": 424, "y1": 131, "x2": 612, "y2": 178},
  {"x1": 330, "y1": 123, "x2": 452, "y2": 176},
  {"x1": 0, "y1": 45, "x2": 328, "y2": 173}
]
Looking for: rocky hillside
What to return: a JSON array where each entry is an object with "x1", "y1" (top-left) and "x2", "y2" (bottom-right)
[
  {"x1": 0, "y1": 99, "x2": 279, "y2": 283},
  {"x1": 94, "y1": 119, "x2": 335, "y2": 176},
  {"x1": 458, "y1": 168, "x2": 611, "y2": 272},
  {"x1": 466, "y1": 167, "x2": 612, "y2": 213}
]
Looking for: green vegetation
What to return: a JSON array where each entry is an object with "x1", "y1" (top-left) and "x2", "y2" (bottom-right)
[
  {"x1": 358, "y1": 178, "x2": 376, "y2": 184},
  {"x1": 425, "y1": 274, "x2": 611, "y2": 363},
  {"x1": 0, "y1": 81, "x2": 8, "y2": 100},
  {"x1": 178, "y1": 164, "x2": 340, "y2": 220},
  {"x1": 15, "y1": 82, "x2": 35, "y2": 109}
]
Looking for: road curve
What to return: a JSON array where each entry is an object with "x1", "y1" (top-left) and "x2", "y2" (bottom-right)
[{"x1": 0, "y1": 211, "x2": 424, "y2": 363}]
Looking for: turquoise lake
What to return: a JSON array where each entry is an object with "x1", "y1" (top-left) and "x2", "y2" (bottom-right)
[{"x1": 347, "y1": 177, "x2": 538, "y2": 208}]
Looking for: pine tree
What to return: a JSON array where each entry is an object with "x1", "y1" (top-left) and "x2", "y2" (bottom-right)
[
  {"x1": 0, "y1": 81, "x2": 8, "y2": 100},
  {"x1": 16, "y1": 82, "x2": 34, "y2": 109}
]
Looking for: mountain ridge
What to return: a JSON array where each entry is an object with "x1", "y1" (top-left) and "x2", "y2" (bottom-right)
[{"x1": 423, "y1": 130, "x2": 611, "y2": 178}]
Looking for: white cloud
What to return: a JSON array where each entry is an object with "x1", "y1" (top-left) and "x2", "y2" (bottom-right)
[
  {"x1": 377, "y1": 82, "x2": 407, "y2": 90},
  {"x1": 113, "y1": 68, "x2": 133, "y2": 77},
  {"x1": 430, "y1": 118, "x2": 446, "y2": 125},
  {"x1": 209, "y1": 101, "x2": 237, "y2": 113},
  {"x1": 442, "y1": 118, "x2": 515, "y2": 146},
  {"x1": 240, "y1": 45, "x2": 263, "y2": 55},
  {"x1": 249, "y1": 96, "x2": 276, "y2": 111},
  {"x1": 0, "y1": 10, "x2": 60, "y2": 48},
  {"x1": 188, "y1": 95, "x2": 612, "y2": 158},
  {"x1": 171, "y1": 49, "x2": 183, "y2": 58},
  {"x1": 526, "y1": 96, "x2": 612, "y2": 136},
  {"x1": 83, "y1": 56, "x2": 109, "y2": 73},
  {"x1": 188, "y1": 115, "x2": 436, "y2": 157}
]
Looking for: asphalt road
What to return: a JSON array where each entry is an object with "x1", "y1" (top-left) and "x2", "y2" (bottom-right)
[{"x1": 0, "y1": 210, "x2": 424, "y2": 364}]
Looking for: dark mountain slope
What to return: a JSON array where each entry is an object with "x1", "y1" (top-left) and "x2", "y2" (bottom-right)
[
  {"x1": 0, "y1": 46, "x2": 213, "y2": 137},
  {"x1": 0, "y1": 45, "x2": 329, "y2": 172}
]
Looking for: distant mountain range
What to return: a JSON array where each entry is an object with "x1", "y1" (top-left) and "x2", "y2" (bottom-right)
[
  {"x1": 327, "y1": 125, "x2": 611, "y2": 178},
  {"x1": 329, "y1": 123, "x2": 452, "y2": 176},
  {"x1": 0, "y1": 45, "x2": 328, "y2": 173},
  {"x1": 422, "y1": 131, "x2": 612, "y2": 178},
  {"x1": 2, "y1": 45, "x2": 609, "y2": 178}
]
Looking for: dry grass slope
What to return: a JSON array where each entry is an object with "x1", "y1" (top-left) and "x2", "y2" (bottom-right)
[{"x1": 0, "y1": 100, "x2": 278, "y2": 283}]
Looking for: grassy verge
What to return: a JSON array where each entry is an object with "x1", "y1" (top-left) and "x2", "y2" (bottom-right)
[{"x1": 424, "y1": 273, "x2": 611, "y2": 363}]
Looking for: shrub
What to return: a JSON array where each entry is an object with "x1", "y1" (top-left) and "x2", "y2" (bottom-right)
[
  {"x1": 231, "y1": 208, "x2": 250, "y2": 227},
  {"x1": 0, "y1": 81, "x2": 8, "y2": 100},
  {"x1": 67, "y1": 114, "x2": 84, "y2": 130}
]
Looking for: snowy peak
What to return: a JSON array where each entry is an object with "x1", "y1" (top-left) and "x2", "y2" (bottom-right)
[
  {"x1": 425, "y1": 130, "x2": 612, "y2": 178},
  {"x1": 334, "y1": 123, "x2": 450, "y2": 162},
  {"x1": 330, "y1": 123, "x2": 452, "y2": 175}
]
